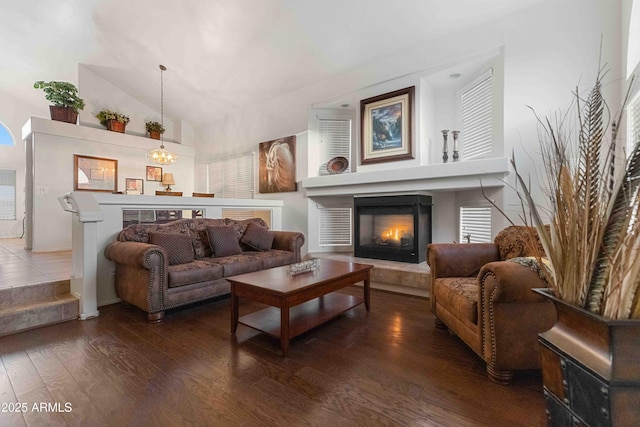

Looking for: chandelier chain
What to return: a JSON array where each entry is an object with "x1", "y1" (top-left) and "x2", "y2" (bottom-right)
[
  {"x1": 146, "y1": 64, "x2": 177, "y2": 165},
  {"x1": 160, "y1": 64, "x2": 166, "y2": 149}
]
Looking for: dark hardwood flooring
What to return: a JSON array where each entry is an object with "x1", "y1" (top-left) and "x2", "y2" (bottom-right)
[{"x1": 0, "y1": 287, "x2": 546, "y2": 426}]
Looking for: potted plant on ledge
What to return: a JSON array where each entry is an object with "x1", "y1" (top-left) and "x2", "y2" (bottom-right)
[
  {"x1": 507, "y1": 68, "x2": 639, "y2": 426},
  {"x1": 145, "y1": 120, "x2": 165, "y2": 140},
  {"x1": 33, "y1": 81, "x2": 85, "y2": 124},
  {"x1": 96, "y1": 109, "x2": 130, "y2": 133}
]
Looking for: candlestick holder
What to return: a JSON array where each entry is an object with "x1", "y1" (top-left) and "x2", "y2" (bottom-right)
[
  {"x1": 452, "y1": 130, "x2": 460, "y2": 162},
  {"x1": 441, "y1": 129, "x2": 449, "y2": 163}
]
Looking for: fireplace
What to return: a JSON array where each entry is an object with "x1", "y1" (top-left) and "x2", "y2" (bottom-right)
[{"x1": 354, "y1": 194, "x2": 432, "y2": 263}]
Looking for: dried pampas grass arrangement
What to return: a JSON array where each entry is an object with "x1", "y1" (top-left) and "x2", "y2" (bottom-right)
[{"x1": 510, "y1": 68, "x2": 639, "y2": 319}]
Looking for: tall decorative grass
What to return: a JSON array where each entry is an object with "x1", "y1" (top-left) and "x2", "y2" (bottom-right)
[{"x1": 511, "y1": 69, "x2": 640, "y2": 319}]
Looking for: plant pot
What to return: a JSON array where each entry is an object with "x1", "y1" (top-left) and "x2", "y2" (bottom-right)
[
  {"x1": 534, "y1": 289, "x2": 640, "y2": 426},
  {"x1": 49, "y1": 106, "x2": 78, "y2": 124},
  {"x1": 106, "y1": 120, "x2": 126, "y2": 133},
  {"x1": 148, "y1": 130, "x2": 161, "y2": 140}
]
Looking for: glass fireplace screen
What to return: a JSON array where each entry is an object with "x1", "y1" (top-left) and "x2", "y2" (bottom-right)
[{"x1": 358, "y1": 213, "x2": 415, "y2": 249}]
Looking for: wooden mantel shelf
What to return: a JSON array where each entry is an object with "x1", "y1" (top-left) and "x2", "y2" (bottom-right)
[{"x1": 300, "y1": 157, "x2": 510, "y2": 196}]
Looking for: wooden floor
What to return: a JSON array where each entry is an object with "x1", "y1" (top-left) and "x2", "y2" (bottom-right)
[{"x1": 0, "y1": 287, "x2": 546, "y2": 427}]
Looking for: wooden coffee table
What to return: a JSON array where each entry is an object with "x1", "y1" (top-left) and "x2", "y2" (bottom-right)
[{"x1": 229, "y1": 259, "x2": 373, "y2": 356}]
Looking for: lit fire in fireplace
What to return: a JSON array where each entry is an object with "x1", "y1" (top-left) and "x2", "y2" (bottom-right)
[
  {"x1": 382, "y1": 227, "x2": 404, "y2": 241},
  {"x1": 375, "y1": 225, "x2": 413, "y2": 247}
]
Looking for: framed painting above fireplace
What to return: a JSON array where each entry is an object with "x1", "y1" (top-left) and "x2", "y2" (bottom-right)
[{"x1": 360, "y1": 86, "x2": 414, "y2": 165}]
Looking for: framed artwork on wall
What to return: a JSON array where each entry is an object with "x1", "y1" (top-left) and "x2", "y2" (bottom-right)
[
  {"x1": 360, "y1": 86, "x2": 415, "y2": 165},
  {"x1": 146, "y1": 166, "x2": 163, "y2": 182},
  {"x1": 258, "y1": 135, "x2": 297, "y2": 193},
  {"x1": 125, "y1": 178, "x2": 144, "y2": 195},
  {"x1": 74, "y1": 154, "x2": 117, "y2": 192}
]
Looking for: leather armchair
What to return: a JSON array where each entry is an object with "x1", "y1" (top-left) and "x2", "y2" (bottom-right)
[{"x1": 427, "y1": 226, "x2": 556, "y2": 384}]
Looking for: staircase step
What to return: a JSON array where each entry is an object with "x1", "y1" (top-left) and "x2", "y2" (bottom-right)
[{"x1": 0, "y1": 280, "x2": 78, "y2": 337}]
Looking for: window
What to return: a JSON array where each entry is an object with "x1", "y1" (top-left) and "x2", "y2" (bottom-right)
[
  {"x1": 628, "y1": 90, "x2": 640, "y2": 157},
  {"x1": 0, "y1": 122, "x2": 14, "y2": 146},
  {"x1": 318, "y1": 117, "x2": 351, "y2": 175},
  {"x1": 318, "y1": 207, "x2": 352, "y2": 246},
  {"x1": 0, "y1": 169, "x2": 16, "y2": 220},
  {"x1": 459, "y1": 206, "x2": 492, "y2": 243},
  {"x1": 208, "y1": 151, "x2": 255, "y2": 199},
  {"x1": 460, "y1": 69, "x2": 493, "y2": 160}
]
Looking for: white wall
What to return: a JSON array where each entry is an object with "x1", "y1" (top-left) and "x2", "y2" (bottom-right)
[
  {"x1": 501, "y1": 0, "x2": 622, "y2": 224},
  {"x1": 3, "y1": 0, "x2": 631, "y2": 251},
  {"x1": 78, "y1": 65, "x2": 197, "y2": 146},
  {"x1": 196, "y1": 0, "x2": 624, "y2": 248},
  {"x1": 0, "y1": 89, "x2": 48, "y2": 237},
  {"x1": 0, "y1": 64, "x2": 199, "y2": 241},
  {"x1": 24, "y1": 118, "x2": 195, "y2": 251}
]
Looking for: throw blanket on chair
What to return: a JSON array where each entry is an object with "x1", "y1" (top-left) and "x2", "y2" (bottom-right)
[{"x1": 506, "y1": 256, "x2": 553, "y2": 284}]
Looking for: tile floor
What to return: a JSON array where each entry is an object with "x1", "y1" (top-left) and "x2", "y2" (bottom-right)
[{"x1": 0, "y1": 238, "x2": 71, "y2": 290}]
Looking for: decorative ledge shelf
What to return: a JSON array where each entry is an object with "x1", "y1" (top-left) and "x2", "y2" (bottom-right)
[
  {"x1": 22, "y1": 116, "x2": 193, "y2": 157},
  {"x1": 301, "y1": 157, "x2": 510, "y2": 197}
]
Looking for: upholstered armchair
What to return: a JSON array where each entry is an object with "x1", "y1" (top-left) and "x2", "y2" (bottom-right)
[{"x1": 427, "y1": 226, "x2": 557, "y2": 384}]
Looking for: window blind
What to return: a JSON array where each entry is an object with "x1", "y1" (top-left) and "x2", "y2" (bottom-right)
[
  {"x1": 318, "y1": 118, "x2": 351, "y2": 175},
  {"x1": 221, "y1": 209, "x2": 256, "y2": 221},
  {"x1": 208, "y1": 151, "x2": 255, "y2": 199},
  {"x1": 0, "y1": 169, "x2": 16, "y2": 220},
  {"x1": 459, "y1": 206, "x2": 492, "y2": 243},
  {"x1": 318, "y1": 207, "x2": 352, "y2": 246},
  {"x1": 461, "y1": 69, "x2": 493, "y2": 160}
]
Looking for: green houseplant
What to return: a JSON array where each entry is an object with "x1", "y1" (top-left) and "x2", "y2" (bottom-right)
[
  {"x1": 145, "y1": 120, "x2": 165, "y2": 140},
  {"x1": 506, "y1": 68, "x2": 640, "y2": 425},
  {"x1": 33, "y1": 81, "x2": 85, "y2": 124},
  {"x1": 96, "y1": 109, "x2": 130, "y2": 133}
]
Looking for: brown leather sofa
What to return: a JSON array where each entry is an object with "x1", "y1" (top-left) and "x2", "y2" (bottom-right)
[
  {"x1": 105, "y1": 217, "x2": 304, "y2": 322},
  {"x1": 427, "y1": 226, "x2": 556, "y2": 384}
]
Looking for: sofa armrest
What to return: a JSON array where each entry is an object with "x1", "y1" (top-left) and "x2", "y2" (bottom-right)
[
  {"x1": 271, "y1": 231, "x2": 305, "y2": 263},
  {"x1": 478, "y1": 261, "x2": 556, "y2": 370},
  {"x1": 479, "y1": 261, "x2": 550, "y2": 303},
  {"x1": 104, "y1": 241, "x2": 168, "y2": 314},
  {"x1": 105, "y1": 241, "x2": 164, "y2": 268}
]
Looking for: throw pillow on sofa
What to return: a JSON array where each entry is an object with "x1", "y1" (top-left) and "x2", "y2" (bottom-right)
[
  {"x1": 207, "y1": 225, "x2": 242, "y2": 257},
  {"x1": 149, "y1": 232, "x2": 195, "y2": 265},
  {"x1": 241, "y1": 222, "x2": 275, "y2": 251}
]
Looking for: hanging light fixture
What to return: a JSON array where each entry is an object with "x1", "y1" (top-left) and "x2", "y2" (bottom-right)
[{"x1": 147, "y1": 64, "x2": 178, "y2": 165}]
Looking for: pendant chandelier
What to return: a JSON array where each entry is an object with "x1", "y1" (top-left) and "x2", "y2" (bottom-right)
[{"x1": 147, "y1": 64, "x2": 177, "y2": 165}]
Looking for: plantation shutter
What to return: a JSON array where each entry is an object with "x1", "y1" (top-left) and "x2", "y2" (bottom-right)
[
  {"x1": 318, "y1": 118, "x2": 351, "y2": 175},
  {"x1": 318, "y1": 207, "x2": 352, "y2": 246},
  {"x1": 208, "y1": 152, "x2": 255, "y2": 199},
  {"x1": 0, "y1": 169, "x2": 16, "y2": 220},
  {"x1": 459, "y1": 206, "x2": 492, "y2": 243},
  {"x1": 461, "y1": 69, "x2": 493, "y2": 160},
  {"x1": 628, "y1": 92, "x2": 640, "y2": 157}
]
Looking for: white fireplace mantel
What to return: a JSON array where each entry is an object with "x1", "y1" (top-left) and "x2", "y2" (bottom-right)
[{"x1": 300, "y1": 157, "x2": 510, "y2": 197}]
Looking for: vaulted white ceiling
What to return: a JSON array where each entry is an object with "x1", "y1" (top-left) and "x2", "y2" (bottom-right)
[{"x1": 0, "y1": 0, "x2": 547, "y2": 125}]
